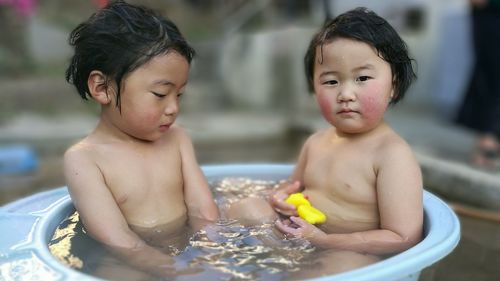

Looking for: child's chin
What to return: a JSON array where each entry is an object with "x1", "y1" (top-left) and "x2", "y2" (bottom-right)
[{"x1": 133, "y1": 133, "x2": 162, "y2": 142}]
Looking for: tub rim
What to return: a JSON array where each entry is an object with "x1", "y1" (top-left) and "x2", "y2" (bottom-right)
[{"x1": 0, "y1": 163, "x2": 460, "y2": 281}]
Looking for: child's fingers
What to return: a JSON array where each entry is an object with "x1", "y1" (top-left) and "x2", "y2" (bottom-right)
[
  {"x1": 289, "y1": 216, "x2": 308, "y2": 227},
  {"x1": 275, "y1": 219, "x2": 298, "y2": 234},
  {"x1": 282, "y1": 218, "x2": 292, "y2": 226},
  {"x1": 274, "y1": 219, "x2": 287, "y2": 232},
  {"x1": 275, "y1": 199, "x2": 296, "y2": 211},
  {"x1": 270, "y1": 195, "x2": 296, "y2": 216},
  {"x1": 285, "y1": 180, "x2": 302, "y2": 193},
  {"x1": 270, "y1": 181, "x2": 302, "y2": 215}
]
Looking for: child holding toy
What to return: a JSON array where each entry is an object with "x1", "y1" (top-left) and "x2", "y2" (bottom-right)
[
  {"x1": 275, "y1": 7, "x2": 423, "y2": 273},
  {"x1": 230, "y1": 7, "x2": 423, "y2": 276}
]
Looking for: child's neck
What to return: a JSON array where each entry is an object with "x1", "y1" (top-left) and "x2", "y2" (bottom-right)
[
  {"x1": 92, "y1": 118, "x2": 151, "y2": 145},
  {"x1": 333, "y1": 121, "x2": 388, "y2": 140}
]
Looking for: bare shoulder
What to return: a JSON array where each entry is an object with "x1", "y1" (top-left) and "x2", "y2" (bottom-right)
[
  {"x1": 63, "y1": 138, "x2": 101, "y2": 182},
  {"x1": 63, "y1": 138, "x2": 106, "y2": 195},
  {"x1": 63, "y1": 138, "x2": 94, "y2": 167},
  {"x1": 379, "y1": 128, "x2": 414, "y2": 154},
  {"x1": 164, "y1": 126, "x2": 192, "y2": 143},
  {"x1": 161, "y1": 126, "x2": 196, "y2": 157},
  {"x1": 375, "y1": 128, "x2": 420, "y2": 170},
  {"x1": 306, "y1": 128, "x2": 331, "y2": 146}
]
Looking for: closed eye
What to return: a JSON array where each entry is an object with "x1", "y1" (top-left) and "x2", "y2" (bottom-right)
[{"x1": 152, "y1": 92, "x2": 166, "y2": 98}]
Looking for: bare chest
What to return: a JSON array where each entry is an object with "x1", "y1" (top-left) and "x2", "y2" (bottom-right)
[
  {"x1": 304, "y1": 147, "x2": 377, "y2": 203},
  {"x1": 95, "y1": 144, "x2": 184, "y2": 209},
  {"x1": 302, "y1": 144, "x2": 380, "y2": 232}
]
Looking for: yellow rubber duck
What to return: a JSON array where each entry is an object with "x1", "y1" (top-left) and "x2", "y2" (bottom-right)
[{"x1": 285, "y1": 193, "x2": 326, "y2": 224}]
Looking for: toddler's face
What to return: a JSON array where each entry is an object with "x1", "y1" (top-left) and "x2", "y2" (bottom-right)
[
  {"x1": 107, "y1": 51, "x2": 189, "y2": 141},
  {"x1": 313, "y1": 38, "x2": 394, "y2": 134}
]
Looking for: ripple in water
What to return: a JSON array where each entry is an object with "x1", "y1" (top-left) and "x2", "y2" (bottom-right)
[{"x1": 49, "y1": 177, "x2": 318, "y2": 280}]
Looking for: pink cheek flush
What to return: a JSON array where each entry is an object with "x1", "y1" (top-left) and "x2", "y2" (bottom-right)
[
  {"x1": 142, "y1": 112, "x2": 159, "y2": 125},
  {"x1": 316, "y1": 93, "x2": 333, "y2": 121},
  {"x1": 358, "y1": 86, "x2": 389, "y2": 123}
]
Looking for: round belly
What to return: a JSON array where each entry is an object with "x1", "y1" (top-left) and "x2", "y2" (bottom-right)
[
  {"x1": 129, "y1": 212, "x2": 190, "y2": 249},
  {"x1": 303, "y1": 190, "x2": 379, "y2": 233},
  {"x1": 124, "y1": 197, "x2": 187, "y2": 227}
]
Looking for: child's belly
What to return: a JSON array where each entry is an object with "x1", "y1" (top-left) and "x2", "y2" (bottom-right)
[
  {"x1": 303, "y1": 190, "x2": 379, "y2": 233},
  {"x1": 120, "y1": 191, "x2": 187, "y2": 228},
  {"x1": 129, "y1": 212, "x2": 190, "y2": 251}
]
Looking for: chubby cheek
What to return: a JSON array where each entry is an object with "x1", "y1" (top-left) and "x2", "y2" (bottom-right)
[
  {"x1": 143, "y1": 114, "x2": 158, "y2": 124},
  {"x1": 316, "y1": 93, "x2": 333, "y2": 121},
  {"x1": 359, "y1": 86, "x2": 389, "y2": 122},
  {"x1": 127, "y1": 105, "x2": 162, "y2": 128},
  {"x1": 129, "y1": 110, "x2": 164, "y2": 140},
  {"x1": 143, "y1": 111, "x2": 165, "y2": 128}
]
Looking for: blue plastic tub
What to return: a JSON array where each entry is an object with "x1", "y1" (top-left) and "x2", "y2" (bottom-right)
[
  {"x1": 0, "y1": 144, "x2": 38, "y2": 175},
  {"x1": 0, "y1": 164, "x2": 460, "y2": 281}
]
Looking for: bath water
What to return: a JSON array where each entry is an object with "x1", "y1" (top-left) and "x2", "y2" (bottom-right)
[{"x1": 49, "y1": 177, "x2": 322, "y2": 281}]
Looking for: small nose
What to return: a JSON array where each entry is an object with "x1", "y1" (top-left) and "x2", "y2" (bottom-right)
[
  {"x1": 337, "y1": 84, "x2": 356, "y2": 103},
  {"x1": 164, "y1": 97, "x2": 179, "y2": 116}
]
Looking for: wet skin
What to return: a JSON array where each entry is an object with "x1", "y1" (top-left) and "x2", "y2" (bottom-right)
[{"x1": 271, "y1": 38, "x2": 423, "y2": 257}]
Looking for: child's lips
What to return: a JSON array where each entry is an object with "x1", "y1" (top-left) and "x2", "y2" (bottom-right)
[
  {"x1": 338, "y1": 108, "x2": 357, "y2": 114},
  {"x1": 159, "y1": 123, "x2": 171, "y2": 130}
]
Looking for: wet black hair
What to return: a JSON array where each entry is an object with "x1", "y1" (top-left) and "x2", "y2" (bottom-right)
[
  {"x1": 304, "y1": 7, "x2": 416, "y2": 105},
  {"x1": 65, "y1": 0, "x2": 195, "y2": 108}
]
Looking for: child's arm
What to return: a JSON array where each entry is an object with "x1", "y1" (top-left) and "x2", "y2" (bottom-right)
[
  {"x1": 367, "y1": 141, "x2": 423, "y2": 253},
  {"x1": 176, "y1": 128, "x2": 219, "y2": 229},
  {"x1": 269, "y1": 135, "x2": 312, "y2": 216},
  {"x1": 277, "y1": 142, "x2": 423, "y2": 255},
  {"x1": 64, "y1": 148, "x2": 144, "y2": 248},
  {"x1": 64, "y1": 148, "x2": 179, "y2": 277}
]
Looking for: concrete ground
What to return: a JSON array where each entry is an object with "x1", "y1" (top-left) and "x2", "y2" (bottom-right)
[{"x1": 1, "y1": 93, "x2": 499, "y2": 280}]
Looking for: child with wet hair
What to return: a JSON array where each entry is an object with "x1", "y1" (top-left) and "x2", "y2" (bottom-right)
[
  {"x1": 231, "y1": 7, "x2": 423, "y2": 276},
  {"x1": 64, "y1": 0, "x2": 218, "y2": 278}
]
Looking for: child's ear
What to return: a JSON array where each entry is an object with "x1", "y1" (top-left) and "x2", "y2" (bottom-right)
[
  {"x1": 88, "y1": 70, "x2": 111, "y2": 105},
  {"x1": 389, "y1": 86, "x2": 396, "y2": 102}
]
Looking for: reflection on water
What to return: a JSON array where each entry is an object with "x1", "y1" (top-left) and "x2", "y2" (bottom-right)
[
  {"x1": 49, "y1": 212, "x2": 83, "y2": 269},
  {"x1": 0, "y1": 252, "x2": 61, "y2": 280},
  {"x1": 49, "y1": 178, "x2": 317, "y2": 280}
]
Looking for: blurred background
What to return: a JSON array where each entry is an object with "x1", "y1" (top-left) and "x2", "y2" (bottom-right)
[
  {"x1": 0, "y1": 0, "x2": 478, "y2": 201},
  {"x1": 0, "y1": 0, "x2": 499, "y2": 280}
]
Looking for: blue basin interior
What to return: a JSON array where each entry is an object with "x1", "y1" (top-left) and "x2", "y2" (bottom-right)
[{"x1": 0, "y1": 164, "x2": 460, "y2": 281}]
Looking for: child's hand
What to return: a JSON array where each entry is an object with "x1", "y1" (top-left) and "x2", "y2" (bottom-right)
[
  {"x1": 269, "y1": 181, "x2": 301, "y2": 216},
  {"x1": 275, "y1": 216, "x2": 326, "y2": 242},
  {"x1": 152, "y1": 255, "x2": 202, "y2": 278}
]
